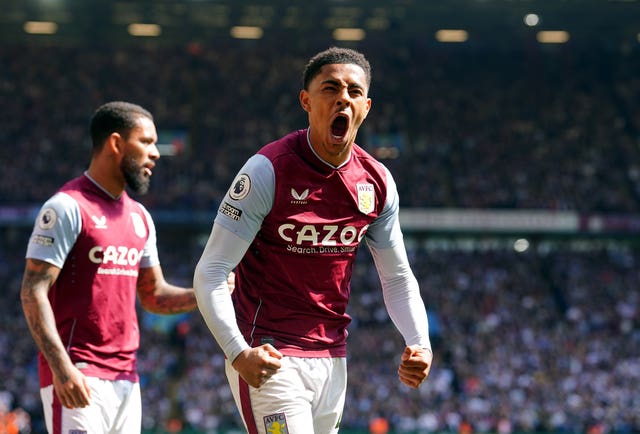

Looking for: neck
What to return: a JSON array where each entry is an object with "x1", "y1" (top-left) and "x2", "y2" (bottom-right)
[{"x1": 86, "y1": 164, "x2": 125, "y2": 198}]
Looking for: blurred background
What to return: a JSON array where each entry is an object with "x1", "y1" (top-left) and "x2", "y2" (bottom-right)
[{"x1": 1, "y1": 0, "x2": 640, "y2": 433}]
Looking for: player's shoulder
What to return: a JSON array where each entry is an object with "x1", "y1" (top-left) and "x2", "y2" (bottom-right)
[
  {"x1": 58, "y1": 174, "x2": 111, "y2": 204},
  {"x1": 351, "y1": 143, "x2": 391, "y2": 176},
  {"x1": 351, "y1": 142, "x2": 379, "y2": 163},
  {"x1": 37, "y1": 191, "x2": 80, "y2": 222},
  {"x1": 130, "y1": 199, "x2": 154, "y2": 224},
  {"x1": 39, "y1": 175, "x2": 82, "y2": 215},
  {"x1": 258, "y1": 129, "x2": 305, "y2": 161},
  {"x1": 57, "y1": 174, "x2": 88, "y2": 194}
]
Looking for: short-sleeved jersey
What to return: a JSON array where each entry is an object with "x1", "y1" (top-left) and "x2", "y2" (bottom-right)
[
  {"x1": 216, "y1": 129, "x2": 396, "y2": 357},
  {"x1": 26, "y1": 174, "x2": 159, "y2": 387}
]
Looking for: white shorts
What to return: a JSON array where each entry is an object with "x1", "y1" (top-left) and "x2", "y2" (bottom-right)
[
  {"x1": 41, "y1": 378, "x2": 141, "y2": 434},
  {"x1": 226, "y1": 356, "x2": 347, "y2": 434}
]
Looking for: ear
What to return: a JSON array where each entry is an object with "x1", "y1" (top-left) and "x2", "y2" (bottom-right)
[
  {"x1": 362, "y1": 97, "x2": 372, "y2": 119},
  {"x1": 299, "y1": 90, "x2": 310, "y2": 113},
  {"x1": 105, "y1": 132, "x2": 124, "y2": 156}
]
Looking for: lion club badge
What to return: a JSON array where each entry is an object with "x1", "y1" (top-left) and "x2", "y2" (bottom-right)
[
  {"x1": 264, "y1": 412, "x2": 289, "y2": 434},
  {"x1": 357, "y1": 183, "x2": 375, "y2": 214}
]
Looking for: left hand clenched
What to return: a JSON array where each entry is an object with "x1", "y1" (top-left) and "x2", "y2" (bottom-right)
[{"x1": 398, "y1": 345, "x2": 432, "y2": 388}]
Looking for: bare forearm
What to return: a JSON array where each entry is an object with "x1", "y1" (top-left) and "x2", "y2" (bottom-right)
[
  {"x1": 21, "y1": 262, "x2": 74, "y2": 381},
  {"x1": 144, "y1": 283, "x2": 197, "y2": 314},
  {"x1": 137, "y1": 266, "x2": 197, "y2": 314}
]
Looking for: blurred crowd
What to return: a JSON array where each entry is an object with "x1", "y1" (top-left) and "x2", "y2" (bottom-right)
[
  {"x1": 2, "y1": 227, "x2": 639, "y2": 433},
  {"x1": 1, "y1": 40, "x2": 640, "y2": 212},
  {"x1": 1, "y1": 37, "x2": 640, "y2": 433}
]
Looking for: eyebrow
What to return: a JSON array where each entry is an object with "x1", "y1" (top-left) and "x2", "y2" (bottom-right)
[
  {"x1": 140, "y1": 135, "x2": 157, "y2": 144},
  {"x1": 320, "y1": 78, "x2": 365, "y2": 90}
]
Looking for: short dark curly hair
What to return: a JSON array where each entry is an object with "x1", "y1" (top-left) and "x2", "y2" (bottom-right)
[
  {"x1": 90, "y1": 101, "x2": 153, "y2": 151},
  {"x1": 302, "y1": 47, "x2": 371, "y2": 91}
]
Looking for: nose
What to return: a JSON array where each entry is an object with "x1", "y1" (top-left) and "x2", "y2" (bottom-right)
[
  {"x1": 336, "y1": 88, "x2": 350, "y2": 107},
  {"x1": 149, "y1": 143, "x2": 160, "y2": 160}
]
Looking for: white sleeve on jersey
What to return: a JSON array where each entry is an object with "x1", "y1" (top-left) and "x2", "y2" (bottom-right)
[
  {"x1": 368, "y1": 242, "x2": 431, "y2": 350},
  {"x1": 136, "y1": 203, "x2": 160, "y2": 268},
  {"x1": 195, "y1": 154, "x2": 276, "y2": 361},
  {"x1": 194, "y1": 222, "x2": 253, "y2": 362},
  {"x1": 25, "y1": 192, "x2": 81, "y2": 268},
  {"x1": 214, "y1": 153, "x2": 275, "y2": 242},
  {"x1": 365, "y1": 166, "x2": 432, "y2": 350}
]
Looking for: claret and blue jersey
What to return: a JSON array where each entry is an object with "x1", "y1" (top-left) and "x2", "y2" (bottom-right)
[{"x1": 215, "y1": 128, "x2": 401, "y2": 357}]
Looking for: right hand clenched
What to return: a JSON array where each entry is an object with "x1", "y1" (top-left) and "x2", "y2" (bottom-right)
[{"x1": 231, "y1": 343, "x2": 283, "y2": 388}]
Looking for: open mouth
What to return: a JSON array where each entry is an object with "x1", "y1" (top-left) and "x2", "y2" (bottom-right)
[
  {"x1": 143, "y1": 163, "x2": 154, "y2": 177},
  {"x1": 331, "y1": 115, "x2": 349, "y2": 140}
]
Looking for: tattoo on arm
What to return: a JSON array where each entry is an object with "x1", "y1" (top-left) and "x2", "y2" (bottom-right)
[
  {"x1": 137, "y1": 267, "x2": 197, "y2": 314},
  {"x1": 21, "y1": 260, "x2": 71, "y2": 382}
]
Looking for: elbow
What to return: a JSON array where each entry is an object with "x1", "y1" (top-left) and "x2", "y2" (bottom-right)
[
  {"x1": 193, "y1": 259, "x2": 216, "y2": 308},
  {"x1": 138, "y1": 296, "x2": 162, "y2": 314},
  {"x1": 193, "y1": 260, "x2": 207, "y2": 298},
  {"x1": 137, "y1": 281, "x2": 169, "y2": 314},
  {"x1": 193, "y1": 258, "x2": 232, "y2": 304}
]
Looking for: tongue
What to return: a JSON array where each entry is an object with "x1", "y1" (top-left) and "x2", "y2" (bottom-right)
[{"x1": 331, "y1": 117, "x2": 348, "y2": 137}]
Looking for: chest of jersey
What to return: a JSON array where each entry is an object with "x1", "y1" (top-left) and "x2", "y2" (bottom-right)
[
  {"x1": 261, "y1": 153, "x2": 385, "y2": 252},
  {"x1": 78, "y1": 203, "x2": 147, "y2": 268},
  {"x1": 63, "y1": 182, "x2": 149, "y2": 274}
]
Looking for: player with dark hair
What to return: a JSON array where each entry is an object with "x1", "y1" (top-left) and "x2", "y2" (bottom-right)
[
  {"x1": 194, "y1": 47, "x2": 432, "y2": 433},
  {"x1": 20, "y1": 101, "x2": 198, "y2": 433}
]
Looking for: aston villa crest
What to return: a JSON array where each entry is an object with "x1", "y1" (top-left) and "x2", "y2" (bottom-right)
[
  {"x1": 264, "y1": 412, "x2": 288, "y2": 434},
  {"x1": 356, "y1": 183, "x2": 375, "y2": 214}
]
